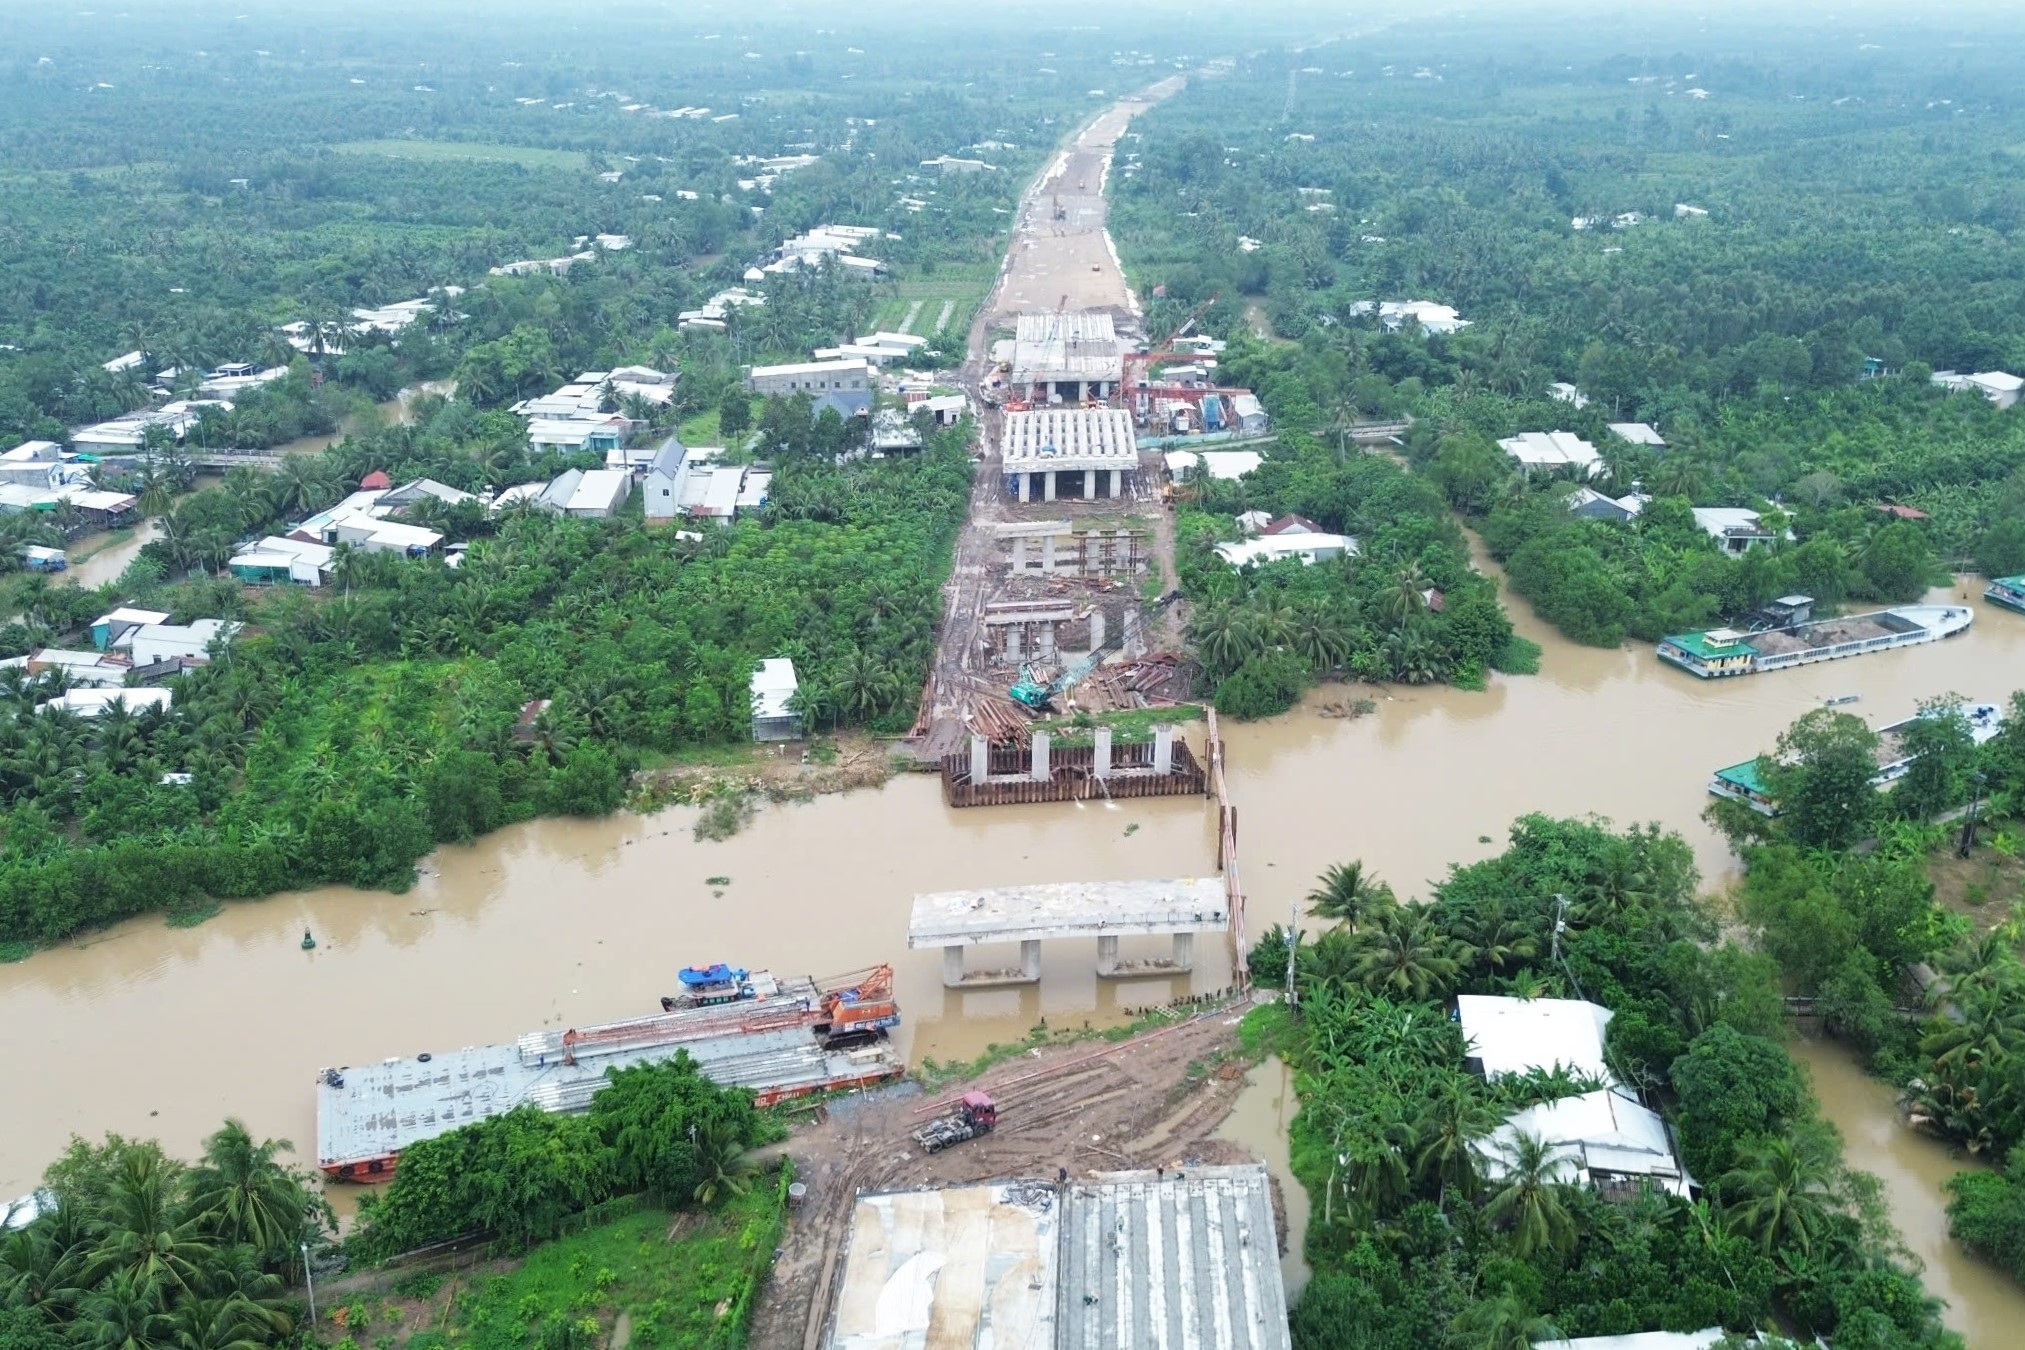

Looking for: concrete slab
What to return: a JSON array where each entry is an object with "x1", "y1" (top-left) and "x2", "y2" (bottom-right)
[{"x1": 907, "y1": 879, "x2": 1227, "y2": 948}]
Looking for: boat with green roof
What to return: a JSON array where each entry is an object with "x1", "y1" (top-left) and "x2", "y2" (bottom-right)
[
  {"x1": 1709, "y1": 699, "x2": 2006, "y2": 816},
  {"x1": 1987, "y1": 576, "x2": 2025, "y2": 616},
  {"x1": 1657, "y1": 599, "x2": 1973, "y2": 679}
]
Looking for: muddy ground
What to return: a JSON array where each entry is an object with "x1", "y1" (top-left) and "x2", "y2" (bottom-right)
[{"x1": 747, "y1": 999, "x2": 1275, "y2": 1350}]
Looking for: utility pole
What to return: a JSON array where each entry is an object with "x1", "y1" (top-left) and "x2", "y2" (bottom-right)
[
  {"x1": 1286, "y1": 898, "x2": 1300, "y2": 1009},
  {"x1": 1550, "y1": 893, "x2": 1568, "y2": 965},
  {"x1": 301, "y1": 1243, "x2": 317, "y2": 1328}
]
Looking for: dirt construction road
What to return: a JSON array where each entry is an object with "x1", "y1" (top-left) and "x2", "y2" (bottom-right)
[
  {"x1": 747, "y1": 1000, "x2": 1271, "y2": 1350},
  {"x1": 919, "y1": 77, "x2": 1188, "y2": 759},
  {"x1": 987, "y1": 76, "x2": 1183, "y2": 325}
]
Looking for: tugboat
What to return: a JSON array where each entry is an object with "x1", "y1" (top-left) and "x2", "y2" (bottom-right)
[
  {"x1": 1987, "y1": 575, "x2": 2025, "y2": 617},
  {"x1": 661, "y1": 963, "x2": 756, "y2": 1010}
]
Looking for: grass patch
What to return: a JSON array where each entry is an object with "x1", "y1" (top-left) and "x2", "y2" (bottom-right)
[
  {"x1": 0, "y1": 941, "x2": 32, "y2": 964},
  {"x1": 1492, "y1": 634, "x2": 1543, "y2": 675},
  {"x1": 1035, "y1": 704, "x2": 1205, "y2": 747},
  {"x1": 331, "y1": 139, "x2": 593, "y2": 171},
  {"x1": 66, "y1": 526, "x2": 135, "y2": 565},
  {"x1": 411, "y1": 1190, "x2": 786, "y2": 1350},
  {"x1": 915, "y1": 999, "x2": 1233, "y2": 1091},
  {"x1": 678, "y1": 407, "x2": 725, "y2": 446},
  {"x1": 165, "y1": 901, "x2": 222, "y2": 929}
]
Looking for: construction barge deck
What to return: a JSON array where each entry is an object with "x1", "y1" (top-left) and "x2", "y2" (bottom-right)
[
  {"x1": 316, "y1": 968, "x2": 901, "y2": 1180},
  {"x1": 1657, "y1": 603, "x2": 1973, "y2": 679}
]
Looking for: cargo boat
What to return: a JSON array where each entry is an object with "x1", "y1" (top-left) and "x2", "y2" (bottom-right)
[
  {"x1": 316, "y1": 966, "x2": 902, "y2": 1180},
  {"x1": 1658, "y1": 604, "x2": 1973, "y2": 679},
  {"x1": 1988, "y1": 576, "x2": 2025, "y2": 616},
  {"x1": 1709, "y1": 700, "x2": 2005, "y2": 817}
]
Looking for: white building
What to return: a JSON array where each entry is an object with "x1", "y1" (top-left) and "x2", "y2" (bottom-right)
[
  {"x1": 1691, "y1": 507, "x2": 1784, "y2": 555},
  {"x1": 1607, "y1": 422, "x2": 1667, "y2": 449},
  {"x1": 1536, "y1": 1332, "x2": 1726, "y2": 1350},
  {"x1": 1228, "y1": 393, "x2": 1271, "y2": 435},
  {"x1": 112, "y1": 619, "x2": 241, "y2": 666},
  {"x1": 0, "y1": 441, "x2": 64, "y2": 488},
  {"x1": 643, "y1": 439, "x2": 687, "y2": 521},
  {"x1": 1164, "y1": 449, "x2": 1263, "y2": 482},
  {"x1": 535, "y1": 468, "x2": 633, "y2": 518},
  {"x1": 1499, "y1": 430, "x2": 1601, "y2": 473},
  {"x1": 527, "y1": 416, "x2": 630, "y2": 455},
  {"x1": 229, "y1": 536, "x2": 335, "y2": 586},
  {"x1": 1215, "y1": 514, "x2": 1357, "y2": 567},
  {"x1": 1548, "y1": 382, "x2": 1590, "y2": 409},
  {"x1": 745, "y1": 360, "x2": 873, "y2": 397},
  {"x1": 1458, "y1": 995, "x2": 1695, "y2": 1199},
  {"x1": 1349, "y1": 299, "x2": 1471, "y2": 335},
  {"x1": 750, "y1": 658, "x2": 802, "y2": 741},
  {"x1": 1932, "y1": 370, "x2": 2022, "y2": 410},
  {"x1": 46, "y1": 687, "x2": 175, "y2": 718}
]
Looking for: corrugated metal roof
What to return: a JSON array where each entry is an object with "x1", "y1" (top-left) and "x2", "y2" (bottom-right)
[{"x1": 1057, "y1": 1166, "x2": 1292, "y2": 1350}]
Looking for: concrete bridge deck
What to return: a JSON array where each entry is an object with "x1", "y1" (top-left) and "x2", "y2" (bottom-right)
[{"x1": 909, "y1": 878, "x2": 1227, "y2": 987}]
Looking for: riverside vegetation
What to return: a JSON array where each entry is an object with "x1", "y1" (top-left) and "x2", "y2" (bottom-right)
[
  {"x1": 1705, "y1": 692, "x2": 2025, "y2": 1293},
  {"x1": 0, "y1": 409, "x2": 972, "y2": 950},
  {"x1": 1249, "y1": 814, "x2": 1963, "y2": 1349},
  {"x1": 1110, "y1": 16, "x2": 2025, "y2": 650}
]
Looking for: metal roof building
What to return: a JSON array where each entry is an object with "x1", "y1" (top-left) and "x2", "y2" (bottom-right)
[{"x1": 826, "y1": 1166, "x2": 1291, "y2": 1350}]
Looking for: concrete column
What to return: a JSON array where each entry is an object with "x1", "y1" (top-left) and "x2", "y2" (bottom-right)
[
  {"x1": 969, "y1": 734, "x2": 989, "y2": 784},
  {"x1": 1030, "y1": 732, "x2": 1052, "y2": 781},
  {"x1": 1088, "y1": 608, "x2": 1106, "y2": 653},
  {"x1": 1005, "y1": 625, "x2": 1022, "y2": 663},
  {"x1": 1171, "y1": 932, "x2": 1195, "y2": 972},
  {"x1": 943, "y1": 944, "x2": 966, "y2": 987},
  {"x1": 1044, "y1": 470, "x2": 1057, "y2": 502},
  {"x1": 1011, "y1": 535, "x2": 1028, "y2": 572},
  {"x1": 1082, "y1": 469, "x2": 1094, "y2": 498},
  {"x1": 1019, "y1": 471, "x2": 1032, "y2": 504},
  {"x1": 1042, "y1": 532, "x2": 1056, "y2": 572},
  {"x1": 1109, "y1": 468, "x2": 1122, "y2": 498},
  {"x1": 1020, "y1": 940, "x2": 1043, "y2": 980},
  {"x1": 1153, "y1": 723, "x2": 1175, "y2": 775},
  {"x1": 1093, "y1": 726, "x2": 1113, "y2": 779},
  {"x1": 1097, "y1": 934, "x2": 1120, "y2": 976},
  {"x1": 1039, "y1": 623, "x2": 1057, "y2": 657}
]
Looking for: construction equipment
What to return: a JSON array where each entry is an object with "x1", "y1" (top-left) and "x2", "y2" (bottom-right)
[
  {"x1": 912, "y1": 1092, "x2": 998, "y2": 1153},
  {"x1": 1008, "y1": 593, "x2": 1181, "y2": 711},
  {"x1": 813, "y1": 965, "x2": 900, "y2": 1048}
]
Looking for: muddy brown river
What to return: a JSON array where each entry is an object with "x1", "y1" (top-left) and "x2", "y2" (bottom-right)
[{"x1": 7, "y1": 556, "x2": 2025, "y2": 1334}]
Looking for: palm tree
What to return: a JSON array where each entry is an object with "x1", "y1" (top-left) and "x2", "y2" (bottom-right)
[
  {"x1": 1451, "y1": 1292, "x2": 1562, "y2": 1350},
  {"x1": 1286, "y1": 602, "x2": 1352, "y2": 672},
  {"x1": 1452, "y1": 896, "x2": 1540, "y2": 974},
  {"x1": 274, "y1": 458, "x2": 337, "y2": 519},
  {"x1": 86, "y1": 1153, "x2": 211, "y2": 1299},
  {"x1": 1415, "y1": 1082, "x2": 1500, "y2": 1204},
  {"x1": 1188, "y1": 604, "x2": 1260, "y2": 673},
  {"x1": 1350, "y1": 905, "x2": 1465, "y2": 1000},
  {"x1": 1718, "y1": 1131, "x2": 1841, "y2": 1255},
  {"x1": 830, "y1": 649, "x2": 898, "y2": 721},
  {"x1": 1921, "y1": 982, "x2": 2025, "y2": 1078},
  {"x1": 1380, "y1": 562, "x2": 1430, "y2": 628},
  {"x1": 73, "y1": 1270, "x2": 177, "y2": 1350},
  {"x1": 690, "y1": 1122, "x2": 759, "y2": 1207},
  {"x1": 1306, "y1": 861, "x2": 1395, "y2": 929},
  {"x1": 1650, "y1": 455, "x2": 1707, "y2": 501},
  {"x1": 185, "y1": 1121, "x2": 314, "y2": 1272},
  {"x1": 1482, "y1": 1130, "x2": 1580, "y2": 1258}
]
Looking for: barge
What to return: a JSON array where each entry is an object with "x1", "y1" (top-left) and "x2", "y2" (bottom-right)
[
  {"x1": 316, "y1": 966, "x2": 902, "y2": 1180},
  {"x1": 1709, "y1": 700, "x2": 2006, "y2": 816},
  {"x1": 1988, "y1": 576, "x2": 2025, "y2": 616},
  {"x1": 1658, "y1": 603, "x2": 1973, "y2": 679}
]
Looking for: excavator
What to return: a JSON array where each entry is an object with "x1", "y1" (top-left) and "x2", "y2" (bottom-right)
[{"x1": 1008, "y1": 592, "x2": 1180, "y2": 712}]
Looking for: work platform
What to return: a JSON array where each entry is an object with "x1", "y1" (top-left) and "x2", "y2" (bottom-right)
[
  {"x1": 941, "y1": 726, "x2": 1206, "y2": 807},
  {"x1": 909, "y1": 878, "x2": 1227, "y2": 987}
]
